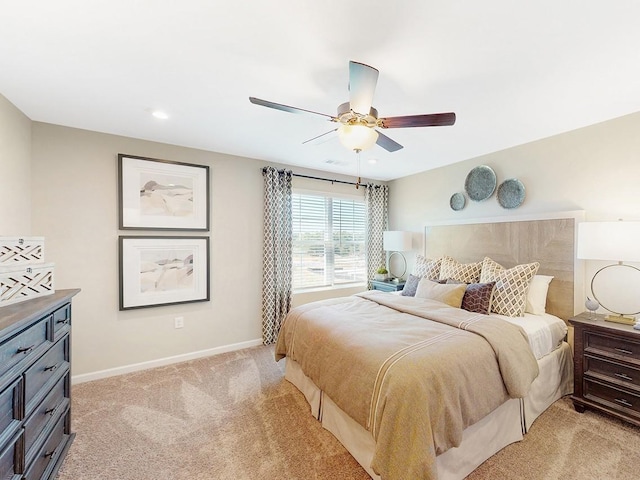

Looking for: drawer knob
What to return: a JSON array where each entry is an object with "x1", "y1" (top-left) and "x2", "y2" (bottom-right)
[
  {"x1": 45, "y1": 405, "x2": 59, "y2": 417},
  {"x1": 614, "y1": 372, "x2": 634, "y2": 382},
  {"x1": 614, "y1": 347, "x2": 633, "y2": 355},
  {"x1": 44, "y1": 364, "x2": 58, "y2": 372},
  {"x1": 16, "y1": 344, "x2": 35, "y2": 354},
  {"x1": 615, "y1": 398, "x2": 634, "y2": 408}
]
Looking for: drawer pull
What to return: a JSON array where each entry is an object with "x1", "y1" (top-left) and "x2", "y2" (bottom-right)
[
  {"x1": 56, "y1": 319, "x2": 69, "y2": 325},
  {"x1": 16, "y1": 344, "x2": 35, "y2": 354},
  {"x1": 615, "y1": 372, "x2": 634, "y2": 381},
  {"x1": 44, "y1": 364, "x2": 58, "y2": 372},
  {"x1": 614, "y1": 347, "x2": 633, "y2": 355},
  {"x1": 45, "y1": 405, "x2": 59, "y2": 417},
  {"x1": 44, "y1": 449, "x2": 56, "y2": 459},
  {"x1": 614, "y1": 398, "x2": 634, "y2": 408}
]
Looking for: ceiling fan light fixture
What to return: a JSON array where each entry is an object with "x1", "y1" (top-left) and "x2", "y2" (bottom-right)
[{"x1": 337, "y1": 124, "x2": 378, "y2": 151}]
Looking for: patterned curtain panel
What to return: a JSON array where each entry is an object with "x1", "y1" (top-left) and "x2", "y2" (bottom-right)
[
  {"x1": 262, "y1": 167, "x2": 293, "y2": 344},
  {"x1": 365, "y1": 184, "x2": 389, "y2": 289}
]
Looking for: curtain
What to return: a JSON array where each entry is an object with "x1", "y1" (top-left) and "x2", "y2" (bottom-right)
[
  {"x1": 365, "y1": 183, "x2": 389, "y2": 289},
  {"x1": 262, "y1": 167, "x2": 293, "y2": 344}
]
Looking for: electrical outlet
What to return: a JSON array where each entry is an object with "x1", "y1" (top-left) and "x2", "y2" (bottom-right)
[{"x1": 174, "y1": 316, "x2": 184, "y2": 329}]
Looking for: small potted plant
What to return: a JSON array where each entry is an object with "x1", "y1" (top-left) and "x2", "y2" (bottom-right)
[{"x1": 375, "y1": 266, "x2": 388, "y2": 281}]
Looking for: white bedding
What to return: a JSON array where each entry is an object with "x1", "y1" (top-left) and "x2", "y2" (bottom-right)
[
  {"x1": 492, "y1": 312, "x2": 567, "y2": 360},
  {"x1": 390, "y1": 290, "x2": 568, "y2": 360}
]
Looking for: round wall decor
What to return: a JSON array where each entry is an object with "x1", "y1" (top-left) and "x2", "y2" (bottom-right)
[
  {"x1": 464, "y1": 165, "x2": 497, "y2": 202},
  {"x1": 449, "y1": 192, "x2": 466, "y2": 211},
  {"x1": 497, "y1": 178, "x2": 525, "y2": 209}
]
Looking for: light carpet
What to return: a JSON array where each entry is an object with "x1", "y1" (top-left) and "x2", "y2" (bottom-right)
[{"x1": 57, "y1": 345, "x2": 640, "y2": 480}]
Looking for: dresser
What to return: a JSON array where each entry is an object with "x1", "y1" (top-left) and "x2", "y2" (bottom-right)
[
  {"x1": 371, "y1": 279, "x2": 406, "y2": 292},
  {"x1": 0, "y1": 289, "x2": 79, "y2": 480},
  {"x1": 569, "y1": 312, "x2": 640, "y2": 427}
]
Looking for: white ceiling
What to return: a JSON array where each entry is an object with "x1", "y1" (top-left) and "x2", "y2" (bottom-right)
[{"x1": 2, "y1": 1, "x2": 640, "y2": 181}]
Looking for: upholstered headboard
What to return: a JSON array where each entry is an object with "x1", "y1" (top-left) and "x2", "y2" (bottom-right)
[{"x1": 424, "y1": 212, "x2": 584, "y2": 321}]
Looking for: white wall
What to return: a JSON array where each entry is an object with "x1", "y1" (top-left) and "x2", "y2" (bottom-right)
[
  {"x1": 28, "y1": 122, "x2": 374, "y2": 378},
  {"x1": 0, "y1": 94, "x2": 31, "y2": 234},
  {"x1": 388, "y1": 111, "x2": 640, "y2": 313}
]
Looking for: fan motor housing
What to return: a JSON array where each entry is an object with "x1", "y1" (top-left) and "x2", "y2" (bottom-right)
[{"x1": 337, "y1": 102, "x2": 379, "y2": 127}]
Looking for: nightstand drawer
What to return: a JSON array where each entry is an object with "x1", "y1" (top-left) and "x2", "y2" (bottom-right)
[
  {"x1": 585, "y1": 379, "x2": 640, "y2": 415},
  {"x1": 585, "y1": 331, "x2": 640, "y2": 363},
  {"x1": 585, "y1": 355, "x2": 640, "y2": 390}
]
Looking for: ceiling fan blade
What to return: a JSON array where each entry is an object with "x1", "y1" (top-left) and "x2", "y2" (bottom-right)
[
  {"x1": 249, "y1": 97, "x2": 336, "y2": 120},
  {"x1": 379, "y1": 112, "x2": 456, "y2": 129},
  {"x1": 302, "y1": 129, "x2": 338, "y2": 145},
  {"x1": 375, "y1": 130, "x2": 404, "y2": 152},
  {"x1": 348, "y1": 61, "x2": 379, "y2": 115}
]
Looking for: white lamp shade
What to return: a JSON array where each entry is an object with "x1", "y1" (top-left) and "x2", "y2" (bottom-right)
[
  {"x1": 383, "y1": 231, "x2": 412, "y2": 252},
  {"x1": 577, "y1": 221, "x2": 640, "y2": 262},
  {"x1": 337, "y1": 124, "x2": 379, "y2": 151}
]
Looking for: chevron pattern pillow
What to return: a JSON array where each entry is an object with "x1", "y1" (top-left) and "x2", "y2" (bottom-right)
[
  {"x1": 439, "y1": 256, "x2": 482, "y2": 283},
  {"x1": 413, "y1": 255, "x2": 442, "y2": 279},
  {"x1": 480, "y1": 257, "x2": 540, "y2": 317}
]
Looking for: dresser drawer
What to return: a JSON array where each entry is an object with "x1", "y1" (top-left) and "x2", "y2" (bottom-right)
[
  {"x1": 584, "y1": 378, "x2": 640, "y2": 416},
  {"x1": 0, "y1": 378, "x2": 22, "y2": 448},
  {"x1": 585, "y1": 355, "x2": 640, "y2": 390},
  {"x1": 23, "y1": 412, "x2": 67, "y2": 480},
  {"x1": 0, "y1": 430, "x2": 23, "y2": 480},
  {"x1": 52, "y1": 304, "x2": 71, "y2": 342},
  {"x1": 24, "y1": 374, "x2": 68, "y2": 458},
  {"x1": 24, "y1": 338, "x2": 69, "y2": 416},
  {"x1": 585, "y1": 331, "x2": 640, "y2": 363},
  {"x1": 0, "y1": 318, "x2": 49, "y2": 380}
]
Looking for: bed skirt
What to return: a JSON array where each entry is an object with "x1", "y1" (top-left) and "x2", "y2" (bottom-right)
[{"x1": 283, "y1": 341, "x2": 573, "y2": 480}]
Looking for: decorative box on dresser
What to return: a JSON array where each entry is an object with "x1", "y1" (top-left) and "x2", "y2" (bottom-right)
[
  {"x1": 0, "y1": 289, "x2": 79, "y2": 480},
  {"x1": 569, "y1": 312, "x2": 640, "y2": 427}
]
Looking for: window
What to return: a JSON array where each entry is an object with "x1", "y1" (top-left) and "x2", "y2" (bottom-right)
[{"x1": 292, "y1": 192, "x2": 366, "y2": 290}]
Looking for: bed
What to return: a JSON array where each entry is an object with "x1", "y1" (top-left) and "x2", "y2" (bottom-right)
[{"x1": 275, "y1": 214, "x2": 582, "y2": 480}]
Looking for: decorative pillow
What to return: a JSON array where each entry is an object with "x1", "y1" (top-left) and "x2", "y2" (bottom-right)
[
  {"x1": 447, "y1": 279, "x2": 496, "y2": 314},
  {"x1": 401, "y1": 274, "x2": 421, "y2": 297},
  {"x1": 525, "y1": 275, "x2": 554, "y2": 315},
  {"x1": 413, "y1": 255, "x2": 442, "y2": 279},
  {"x1": 415, "y1": 278, "x2": 466, "y2": 308},
  {"x1": 479, "y1": 257, "x2": 540, "y2": 317},
  {"x1": 439, "y1": 256, "x2": 482, "y2": 283}
]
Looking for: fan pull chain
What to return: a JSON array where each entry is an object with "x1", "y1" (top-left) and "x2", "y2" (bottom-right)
[{"x1": 355, "y1": 149, "x2": 361, "y2": 189}]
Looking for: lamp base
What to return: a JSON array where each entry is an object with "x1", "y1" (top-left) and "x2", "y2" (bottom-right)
[{"x1": 604, "y1": 314, "x2": 636, "y2": 326}]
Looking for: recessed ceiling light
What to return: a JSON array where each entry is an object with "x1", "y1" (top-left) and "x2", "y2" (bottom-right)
[
  {"x1": 151, "y1": 110, "x2": 169, "y2": 120},
  {"x1": 368, "y1": 159, "x2": 378, "y2": 164}
]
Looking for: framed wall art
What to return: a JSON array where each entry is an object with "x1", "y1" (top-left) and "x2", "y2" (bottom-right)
[
  {"x1": 119, "y1": 236, "x2": 210, "y2": 310},
  {"x1": 118, "y1": 154, "x2": 210, "y2": 230}
]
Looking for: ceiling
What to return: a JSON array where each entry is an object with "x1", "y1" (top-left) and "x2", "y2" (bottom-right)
[{"x1": 2, "y1": 1, "x2": 640, "y2": 181}]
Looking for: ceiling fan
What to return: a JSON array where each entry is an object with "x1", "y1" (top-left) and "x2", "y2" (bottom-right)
[{"x1": 249, "y1": 61, "x2": 456, "y2": 153}]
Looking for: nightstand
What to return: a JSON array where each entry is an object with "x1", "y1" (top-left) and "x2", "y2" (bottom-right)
[
  {"x1": 569, "y1": 312, "x2": 640, "y2": 427},
  {"x1": 371, "y1": 279, "x2": 406, "y2": 292}
]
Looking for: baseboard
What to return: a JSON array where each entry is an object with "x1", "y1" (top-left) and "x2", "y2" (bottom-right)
[{"x1": 71, "y1": 338, "x2": 263, "y2": 385}]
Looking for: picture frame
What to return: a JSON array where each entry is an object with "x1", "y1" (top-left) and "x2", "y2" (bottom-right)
[
  {"x1": 119, "y1": 236, "x2": 210, "y2": 310},
  {"x1": 118, "y1": 154, "x2": 210, "y2": 231}
]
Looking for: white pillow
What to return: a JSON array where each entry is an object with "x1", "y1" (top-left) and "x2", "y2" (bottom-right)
[{"x1": 525, "y1": 275, "x2": 554, "y2": 315}]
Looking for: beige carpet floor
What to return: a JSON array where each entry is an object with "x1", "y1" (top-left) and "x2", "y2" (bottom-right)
[{"x1": 57, "y1": 345, "x2": 640, "y2": 480}]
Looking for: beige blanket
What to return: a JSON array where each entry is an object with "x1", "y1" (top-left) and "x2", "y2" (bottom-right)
[{"x1": 275, "y1": 291, "x2": 539, "y2": 480}]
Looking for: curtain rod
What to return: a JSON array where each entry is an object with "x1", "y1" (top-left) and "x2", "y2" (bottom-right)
[{"x1": 262, "y1": 167, "x2": 382, "y2": 187}]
